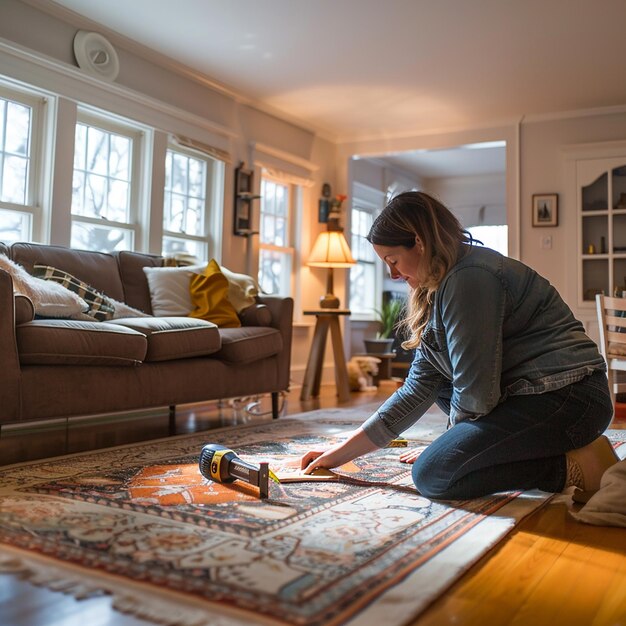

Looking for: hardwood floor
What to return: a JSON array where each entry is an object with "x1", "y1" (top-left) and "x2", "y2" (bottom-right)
[{"x1": 1, "y1": 382, "x2": 625, "y2": 626}]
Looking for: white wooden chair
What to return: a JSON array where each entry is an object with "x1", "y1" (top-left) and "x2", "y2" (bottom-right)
[{"x1": 595, "y1": 293, "x2": 626, "y2": 410}]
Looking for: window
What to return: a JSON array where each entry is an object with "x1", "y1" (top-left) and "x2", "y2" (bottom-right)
[
  {"x1": 162, "y1": 145, "x2": 220, "y2": 260},
  {"x1": 349, "y1": 205, "x2": 378, "y2": 315},
  {"x1": 258, "y1": 175, "x2": 296, "y2": 296},
  {"x1": 71, "y1": 112, "x2": 142, "y2": 252},
  {"x1": 0, "y1": 86, "x2": 44, "y2": 242},
  {"x1": 467, "y1": 224, "x2": 508, "y2": 256}
]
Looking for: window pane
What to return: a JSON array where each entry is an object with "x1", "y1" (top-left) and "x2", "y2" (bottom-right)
[
  {"x1": 274, "y1": 216, "x2": 287, "y2": 247},
  {"x1": 74, "y1": 124, "x2": 86, "y2": 169},
  {"x1": 186, "y1": 197, "x2": 202, "y2": 232},
  {"x1": 86, "y1": 126, "x2": 108, "y2": 174},
  {"x1": 350, "y1": 262, "x2": 376, "y2": 314},
  {"x1": 0, "y1": 100, "x2": 5, "y2": 149},
  {"x1": 2, "y1": 156, "x2": 28, "y2": 204},
  {"x1": 0, "y1": 209, "x2": 31, "y2": 242},
  {"x1": 351, "y1": 208, "x2": 375, "y2": 262},
  {"x1": 259, "y1": 249, "x2": 291, "y2": 296},
  {"x1": 5, "y1": 102, "x2": 30, "y2": 155},
  {"x1": 107, "y1": 179, "x2": 130, "y2": 221},
  {"x1": 188, "y1": 158, "x2": 204, "y2": 197},
  {"x1": 467, "y1": 225, "x2": 508, "y2": 256},
  {"x1": 84, "y1": 173, "x2": 106, "y2": 217},
  {"x1": 0, "y1": 97, "x2": 32, "y2": 206},
  {"x1": 164, "y1": 149, "x2": 207, "y2": 236},
  {"x1": 169, "y1": 194, "x2": 185, "y2": 231},
  {"x1": 162, "y1": 235, "x2": 206, "y2": 260},
  {"x1": 73, "y1": 121, "x2": 134, "y2": 225},
  {"x1": 109, "y1": 134, "x2": 130, "y2": 180},
  {"x1": 259, "y1": 176, "x2": 293, "y2": 297},
  {"x1": 71, "y1": 221, "x2": 133, "y2": 252}
]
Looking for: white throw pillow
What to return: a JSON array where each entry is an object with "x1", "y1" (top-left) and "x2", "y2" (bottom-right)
[
  {"x1": 143, "y1": 261, "x2": 259, "y2": 316},
  {"x1": 143, "y1": 264, "x2": 205, "y2": 316},
  {"x1": 221, "y1": 266, "x2": 259, "y2": 312},
  {"x1": 0, "y1": 254, "x2": 88, "y2": 317}
]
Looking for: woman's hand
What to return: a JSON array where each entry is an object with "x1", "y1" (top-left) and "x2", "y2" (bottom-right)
[{"x1": 300, "y1": 428, "x2": 379, "y2": 473}]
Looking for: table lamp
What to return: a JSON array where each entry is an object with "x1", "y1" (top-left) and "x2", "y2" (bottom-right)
[{"x1": 307, "y1": 226, "x2": 356, "y2": 308}]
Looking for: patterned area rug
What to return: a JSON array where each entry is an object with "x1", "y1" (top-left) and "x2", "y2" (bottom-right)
[{"x1": 0, "y1": 407, "x2": 588, "y2": 626}]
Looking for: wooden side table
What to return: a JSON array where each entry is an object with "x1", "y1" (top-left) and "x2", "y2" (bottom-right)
[{"x1": 300, "y1": 309, "x2": 351, "y2": 402}]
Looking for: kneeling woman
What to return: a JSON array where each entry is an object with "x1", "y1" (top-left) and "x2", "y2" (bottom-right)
[{"x1": 301, "y1": 191, "x2": 617, "y2": 501}]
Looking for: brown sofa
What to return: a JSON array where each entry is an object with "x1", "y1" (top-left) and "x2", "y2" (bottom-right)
[{"x1": 0, "y1": 242, "x2": 293, "y2": 426}]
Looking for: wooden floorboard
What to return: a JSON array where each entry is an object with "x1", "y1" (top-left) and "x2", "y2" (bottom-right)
[{"x1": 1, "y1": 382, "x2": 625, "y2": 626}]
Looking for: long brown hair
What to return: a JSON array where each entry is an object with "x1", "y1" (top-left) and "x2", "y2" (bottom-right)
[{"x1": 367, "y1": 191, "x2": 473, "y2": 348}]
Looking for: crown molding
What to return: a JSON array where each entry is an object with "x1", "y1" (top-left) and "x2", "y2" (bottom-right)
[{"x1": 0, "y1": 36, "x2": 236, "y2": 141}]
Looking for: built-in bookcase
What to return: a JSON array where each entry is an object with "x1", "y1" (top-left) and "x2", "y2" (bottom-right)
[{"x1": 578, "y1": 158, "x2": 626, "y2": 307}]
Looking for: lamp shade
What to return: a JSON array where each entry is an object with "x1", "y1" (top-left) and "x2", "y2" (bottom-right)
[{"x1": 307, "y1": 231, "x2": 356, "y2": 268}]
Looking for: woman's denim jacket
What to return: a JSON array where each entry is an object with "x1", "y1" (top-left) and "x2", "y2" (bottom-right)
[{"x1": 363, "y1": 245, "x2": 606, "y2": 447}]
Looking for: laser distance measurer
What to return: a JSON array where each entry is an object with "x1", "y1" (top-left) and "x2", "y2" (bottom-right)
[{"x1": 199, "y1": 443, "x2": 272, "y2": 498}]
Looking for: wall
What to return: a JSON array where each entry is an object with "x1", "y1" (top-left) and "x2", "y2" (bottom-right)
[
  {"x1": 519, "y1": 111, "x2": 626, "y2": 330},
  {"x1": 425, "y1": 174, "x2": 506, "y2": 229}
]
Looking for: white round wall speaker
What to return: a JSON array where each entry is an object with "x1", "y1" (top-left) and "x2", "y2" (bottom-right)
[{"x1": 73, "y1": 30, "x2": 120, "y2": 82}]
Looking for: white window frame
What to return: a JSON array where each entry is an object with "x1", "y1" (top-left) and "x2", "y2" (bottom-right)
[
  {"x1": 71, "y1": 108, "x2": 146, "y2": 252},
  {"x1": 0, "y1": 82, "x2": 48, "y2": 242},
  {"x1": 348, "y1": 184, "x2": 386, "y2": 320},
  {"x1": 161, "y1": 141, "x2": 224, "y2": 261},
  {"x1": 258, "y1": 171, "x2": 298, "y2": 297}
]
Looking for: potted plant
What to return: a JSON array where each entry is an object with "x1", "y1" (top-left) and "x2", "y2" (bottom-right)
[{"x1": 364, "y1": 297, "x2": 404, "y2": 354}]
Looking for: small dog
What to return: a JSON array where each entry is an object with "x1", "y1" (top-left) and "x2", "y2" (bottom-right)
[{"x1": 347, "y1": 356, "x2": 381, "y2": 392}]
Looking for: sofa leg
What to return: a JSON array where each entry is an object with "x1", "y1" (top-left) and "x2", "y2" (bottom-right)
[
  {"x1": 169, "y1": 405, "x2": 176, "y2": 435},
  {"x1": 271, "y1": 392, "x2": 279, "y2": 419}
]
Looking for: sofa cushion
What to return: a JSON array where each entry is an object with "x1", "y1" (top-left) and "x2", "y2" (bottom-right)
[
  {"x1": 107, "y1": 317, "x2": 221, "y2": 362},
  {"x1": 17, "y1": 320, "x2": 147, "y2": 366},
  {"x1": 33, "y1": 264, "x2": 116, "y2": 321},
  {"x1": 215, "y1": 327, "x2": 283, "y2": 364},
  {"x1": 115, "y1": 250, "x2": 162, "y2": 313},
  {"x1": 189, "y1": 260, "x2": 241, "y2": 328}
]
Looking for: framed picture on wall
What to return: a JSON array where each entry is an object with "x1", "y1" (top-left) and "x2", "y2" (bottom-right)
[{"x1": 532, "y1": 193, "x2": 558, "y2": 227}]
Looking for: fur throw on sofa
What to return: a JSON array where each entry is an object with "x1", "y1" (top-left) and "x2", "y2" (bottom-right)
[
  {"x1": 0, "y1": 253, "x2": 87, "y2": 317},
  {"x1": 0, "y1": 254, "x2": 148, "y2": 320}
]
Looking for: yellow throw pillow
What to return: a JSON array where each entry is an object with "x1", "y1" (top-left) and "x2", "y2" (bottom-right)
[{"x1": 189, "y1": 259, "x2": 241, "y2": 328}]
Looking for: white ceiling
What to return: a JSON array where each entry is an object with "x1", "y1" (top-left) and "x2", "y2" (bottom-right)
[{"x1": 45, "y1": 0, "x2": 626, "y2": 176}]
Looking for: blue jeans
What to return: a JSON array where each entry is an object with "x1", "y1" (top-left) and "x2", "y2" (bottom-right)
[{"x1": 412, "y1": 370, "x2": 613, "y2": 499}]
